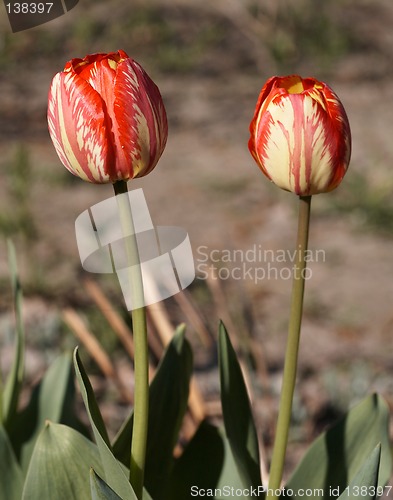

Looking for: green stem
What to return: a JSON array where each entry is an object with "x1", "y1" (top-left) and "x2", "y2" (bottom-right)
[
  {"x1": 113, "y1": 180, "x2": 149, "y2": 500},
  {"x1": 267, "y1": 195, "x2": 312, "y2": 498}
]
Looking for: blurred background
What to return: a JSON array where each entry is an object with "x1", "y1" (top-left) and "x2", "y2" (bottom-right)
[{"x1": 0, "y1": 0, "x2": 393, "y2": 480}]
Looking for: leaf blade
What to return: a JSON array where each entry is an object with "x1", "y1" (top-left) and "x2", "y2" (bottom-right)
[
  {"x1": 22, "y1": 422, "x2": 103, "y2": 500},
  {"x1": 218, "y1": 321, "x2": 262, "y2": 489},
  {"x1": 337, "y1": 444, "x2": 381, "y2": 500},
  {"x1": 112, "y1": 324, "x2": 193, "y2": 499},
  {"x1": 0, "y1": 425, "x2": 24, "y2": 500},
  {"x1": 73, "y1": 348, "x2": 137, "y2": 500},
  {"x1": 286, "y1": 394, "x2": 392, "y2": 498},
  {"x1": 2, "y1": 240, "x2": 25, "y2": 430},
  {"x1": 7, "y1": 352, "x2": 89, "y2": 472},
  {"x1": 90, "y1": 469, "x2": 123, "y2": 500}
]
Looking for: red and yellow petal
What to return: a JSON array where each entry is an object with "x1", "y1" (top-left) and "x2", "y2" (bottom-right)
[
  {"x1": 48, "y1": 71, "x2": 114, "y2": 183},
  {"x1": 48, "y1": 50, "x2": 168, "y2": 183},
  {"x1": 110, "y1": 58, "x2": 168, "y2": 180},
  {"x1": 248, "y1": 75, "x2": 351, "y2": 195}
]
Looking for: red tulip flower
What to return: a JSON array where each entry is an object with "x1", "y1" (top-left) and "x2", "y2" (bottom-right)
[
  {"x1": 248, "y1": 75, "x2": 351, "y2": 195},
  {"x1": 48, "y1": 50, "x2": 168, "y2": 183}
]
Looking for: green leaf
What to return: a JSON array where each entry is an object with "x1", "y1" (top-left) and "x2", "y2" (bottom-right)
[
  {"x1": 112, "y1": 324, "x2": 193, "y2": 499},
  {"x1": 2, "y1": 240, "x2": 25, "y2": 430},
  {"x1": 22, "y1": 422, "x2": 103, "y2": 500},
  {"x1": 74, "y1": 348, "x2": 137, "y2": 500},
  {"x1": 169, "y1": 421, "x2": 224, "y2": 498},
  {"x1": 218, "y1": 427, "x2": 259, "y2": 498},
  {"x1": 337, "y1": 444, "x2": 381, "y2": 499},
  {"x1": 218, "y1": 321, "x2": 262, "y2": 489},
  {"x1": 286, "y1": 394, "x2": 392, "y2": 499},
  {"x1": 0, "y1": 425, "x2": 23, "y2": 500},
  {"x1": 90, "y1": 469, "x2": 123, "y2": 500},
  {"x1": 90, "y1": 469, "x2": 155, "y2": 500},
  {"x1": 169, "y1": 420, "x2": 256, "y2": 500},
  {"x1": 142, "y1": 489, "x2": 153, "y2": 500},
  {"x1": 8, "y1": 352, "x2": 89, "y2": 471},
  {"x1": 73, "y1": 347, "x2": 110, "y2": 446},
  {"x1": 36, "y1": 352, "x2": 89, "y2": 437}
]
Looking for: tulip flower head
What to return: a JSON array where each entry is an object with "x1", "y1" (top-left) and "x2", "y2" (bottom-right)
[
  {"x1": 248, "y1": 75, "x2": 351, "y2": 195},
  {"x1": 48, "y1": 50, "x2": 168, "y2": 183}
]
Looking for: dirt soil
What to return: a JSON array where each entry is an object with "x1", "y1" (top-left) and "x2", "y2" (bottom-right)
[{"x1": 0, "y1": 0, "x2": 393, "y2": 485}]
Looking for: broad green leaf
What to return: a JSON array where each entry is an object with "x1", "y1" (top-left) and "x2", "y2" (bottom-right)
[
  {"x1": 8, "y1": 353, "x2": 89, "y2": 471},
  {"x1": 22, "y1": 422, "x2": 103, "y2": 500},
  {"x1": 169, "y1": 420, "x2": 256, "y2": 500},
  {"x1": 90, "y1": 469, "x2": 123, "y2": 500},
  {"x1": 0, "y1": 425, "x2": 23, "y2": 500},
  {"x1": 337, "y1": 444, "x2": 381, "y2": 499},
  {"x1": 286, "y1": 394, "x2": 392, "y2": 499},
  {"x1": 2, "y1": 240, "x2": 25, "y2": 430},
  {"x1": 112, "y1": 324, "x2": 193, "y2": 499},
  {"x1": 74, "y1": 348, "x2": 137, "y2": 500},
  {"x1": 218, "y1": 321, "x2": 262, "y2": 489}
]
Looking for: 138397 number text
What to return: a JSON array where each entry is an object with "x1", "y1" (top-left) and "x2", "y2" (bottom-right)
[
  {"x1": 344, "y1": 485, "x2": 392, "y2": 497},
  {"x1": 6, "y1": 3, "x2": 53, "y2": 14}
]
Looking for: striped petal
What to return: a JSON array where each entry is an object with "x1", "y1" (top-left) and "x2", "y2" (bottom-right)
[
  {"x1": 47, "y1": 50, "x2": 168, "y2": 184},
  {"x1": 248, "y1": 75, "x2": 351, "y2": 195},
  {"x1": 48, "y1": 71, "x2": 114, "y2": 183},
  {"x1": 111, "y1": 58, "x2": 168, "y2": 180}
]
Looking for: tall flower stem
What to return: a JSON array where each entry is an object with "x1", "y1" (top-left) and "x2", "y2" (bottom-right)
[
  {"x1": 113, "y1": 180, "x2": 148, "y2": 500},
  {"x1": 267, "y1": 195, "x2": 312, "y2": 499}
]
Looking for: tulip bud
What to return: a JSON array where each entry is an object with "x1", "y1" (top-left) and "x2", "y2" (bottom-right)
[
  {"x1": 48, "y1": 50, "x2": 168, "y2": 183},
  {"x1": 248, "y1": 75, "x2": 351, "y2": 195}
]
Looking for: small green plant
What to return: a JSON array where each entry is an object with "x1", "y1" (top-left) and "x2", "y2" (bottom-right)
[{"x1": 0, "y1": 242, "x2": 391, "y2": 499}]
